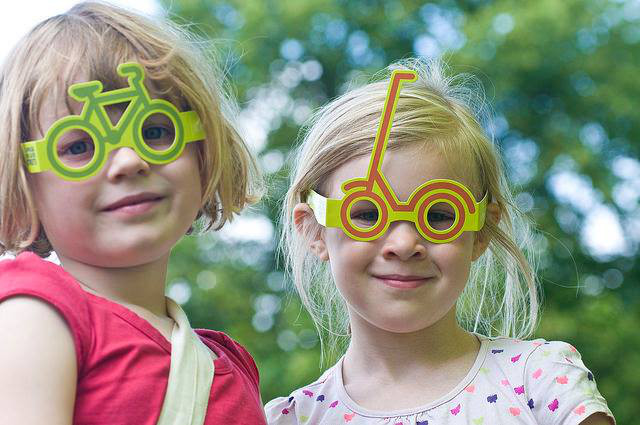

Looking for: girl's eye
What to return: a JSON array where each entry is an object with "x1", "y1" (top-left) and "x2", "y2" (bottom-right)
[
  {"x1": 142, "y1": 113, "x2": 176, "y2": 150},
  {"x1": 427, "y1": 210, "x2": 455, "y2": 230},
  {"x1": 143, "y1": 126, "x2": 174, "y2": 146},
  {"x1": 57, "y1": 135, "x2": 95, "y2": 167},
  {"x1": 352, "y1": 209, "x2": 379, "y2": 223},
  {"x1": 68, "y1": 141, "x2": 90, "y2": 155},
  {"x1": 143, "y1": 126, "x2": 168, "y2": 140}
]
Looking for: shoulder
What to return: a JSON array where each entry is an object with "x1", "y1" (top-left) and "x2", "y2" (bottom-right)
[
  {"x1": 264, "y1": 366, "x2": 337, "y2": 425},
  {"x1": 475, "y1": 336, "x2": 614, "y2": 424},
  {"x1": 0, "y1": 252, "x2": 88, "y2": 304},
  {"x1": 196, "y1": 328, "x2": 260, "y2": 386},
  {"x1": 521, "y1": 339, "x2": 615, "y2": 425},
  {"x1": 481, "y1": 334, "x2": 546, "y2": 358},
  {"x1": 0, "y1": 295, "x2": 77, "y2": 423},
  {"x1": 479, "y1": 335, "x2": 549, "y2": 376},
  {"x1": 0, "y1": 252, "x2": 92, "y2": 364}
]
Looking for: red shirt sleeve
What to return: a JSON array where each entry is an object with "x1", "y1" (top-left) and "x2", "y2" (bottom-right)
[
  {"x1": 195, "y1": 329, "x2": 266, "y2": 423},
  {"x1": 0, "y1": 252, "x2": 92, "y2": 370},
  {"x1": 195, "y1": 328, "x2": 260, "y2": 388}
]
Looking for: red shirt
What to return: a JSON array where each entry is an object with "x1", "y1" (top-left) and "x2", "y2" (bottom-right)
[{"x1": 0, "y1": 252, "x2": 266, "y2": 424}]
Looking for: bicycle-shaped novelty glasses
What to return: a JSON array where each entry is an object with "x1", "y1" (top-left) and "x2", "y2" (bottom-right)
[
  {"x1": 306, "y1": 70, "x2": 488, "y2": 243},
  {"x1": 22, "y1": 62, "x2": 205, "y2": 181}
]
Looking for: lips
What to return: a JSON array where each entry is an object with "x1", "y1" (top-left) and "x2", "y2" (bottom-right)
[
  {"x1": 376, "y1": 274, "x2": 430, "y2": 281},
  {"x1": 374, "y1": 274, "x2": 432, "y2": 289},
  {"x1": 102, "y1": 192, "x2": 165, "y2": 211}
]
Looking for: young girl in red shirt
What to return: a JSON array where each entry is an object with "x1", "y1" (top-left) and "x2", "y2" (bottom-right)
[{"x1": 0, "y1": 2, "x2": 265, "y2": 424}]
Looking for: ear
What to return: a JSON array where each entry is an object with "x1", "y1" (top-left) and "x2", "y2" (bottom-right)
[
  {"x1": 472, "y1": 202, "x2": 501, "y2": 261},
  {"x1": 293, "y1": 203, "x2": 329, "y2": 261}
]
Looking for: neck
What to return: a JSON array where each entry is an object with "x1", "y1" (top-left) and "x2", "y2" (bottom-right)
[
  {"x1": 58, "y1": 253, "x2": 170, "y2": 317},
  {"x1": 343, "y1": 308, "x2": 479, "y2": 381}
]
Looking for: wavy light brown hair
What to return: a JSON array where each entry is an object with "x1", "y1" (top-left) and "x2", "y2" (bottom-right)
[{"x1": 0, "y1": 1, "x2": 261, "y2": 257}]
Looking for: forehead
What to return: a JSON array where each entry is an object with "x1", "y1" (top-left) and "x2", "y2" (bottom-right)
[{"x1": 324, "y1": 145, "x2": 469, "y2": 200}]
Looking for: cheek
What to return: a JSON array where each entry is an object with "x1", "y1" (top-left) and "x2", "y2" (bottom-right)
[
  {"x1": 325, "y1": 231, "x2": 377, "y2": 279},
  {"x1": 29, "y1": 177, "x2": 96, "y2": 252},
  {"x1": 433, "y1": 236, "x2": 475, "y2": 281},
  {"x1": 173, "y1": 147, "x2": 203, "y2": 203},
  {"x1": 31, "y1": 176, "x2": 89, "y2": 223}
]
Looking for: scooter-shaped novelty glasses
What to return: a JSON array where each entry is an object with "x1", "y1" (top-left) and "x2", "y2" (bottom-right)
[
  {"x1": 306, "y1": 70, "x2": 488, "y2": 243},
  {"x1": 21, "y1": 62, "x2": 205, "y2": 181}
]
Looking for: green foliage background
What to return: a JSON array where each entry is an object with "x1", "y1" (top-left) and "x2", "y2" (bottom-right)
[{"x1": 160, "y1": 1, "x2": 639, "y2": 423}]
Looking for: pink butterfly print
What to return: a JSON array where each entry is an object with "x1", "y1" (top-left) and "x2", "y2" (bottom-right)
[{"x1": 548, "y1": 398, "x2": 559, "y2": 412}]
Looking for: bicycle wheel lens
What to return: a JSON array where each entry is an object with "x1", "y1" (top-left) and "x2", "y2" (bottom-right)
[
  {"x1": 141, "y1": 112, "x2": 176, "y2": 152},
  {"x1": 56, "y1": 130, "x2": 96, "y2": 169},
  {"x1": 425, "y1": 201, "x2": 456, "y2": 231},
  {"x1": 349, "y1": 199, "x2": 380, "y2": 230}
]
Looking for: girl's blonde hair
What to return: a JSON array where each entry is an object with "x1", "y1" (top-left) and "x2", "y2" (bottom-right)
[
  {"x1": 281, "y1": 58, "x2": 540, "y2": 362},
  {"x1": 0, "y1": 1, "x2": 261, "y2": 257}
]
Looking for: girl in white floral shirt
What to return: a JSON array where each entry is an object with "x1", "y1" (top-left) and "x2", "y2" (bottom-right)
[{"x1": 265, "y1": 59, "x2": 615, "y2": 425}]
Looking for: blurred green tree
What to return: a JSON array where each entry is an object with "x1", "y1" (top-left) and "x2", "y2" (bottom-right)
[{"x1": 162, "y1": 0, "x2": 639, "y2": 422}]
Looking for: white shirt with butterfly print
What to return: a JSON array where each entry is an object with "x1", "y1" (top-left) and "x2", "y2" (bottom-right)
[{"x1": 265, "y1": 336, "x2": 615, "y2": 425}]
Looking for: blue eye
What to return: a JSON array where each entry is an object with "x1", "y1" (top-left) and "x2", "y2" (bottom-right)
[
  {"x1": 352, "y1": 209, "x2": 379, "y2": 223},
  {"x1": 142, "y1": 125, "x2": 174, "y2": 149},
  {"x1": 427, "y1": 210, "x2": 455, "y2": 230},
  {"x1": 142, "y1": 113, "x2": 176, "y2": 150},
  {"x1": 58, "y1": 139, "x2": 94, "y2": 159},
  {"x1": 69, "y1": 141, "x2": 90, "y2": 154},
  {"x1": 143, "y1": 126, "x2": 169, "y2": 140},
  {"x1": 427, "y1": 211, "x2": 452, "y2": 221}
]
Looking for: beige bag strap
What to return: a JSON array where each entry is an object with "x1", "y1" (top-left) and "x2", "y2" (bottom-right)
[{"x1": 157, "y1": 297, "x2": 215, "y2": 425}]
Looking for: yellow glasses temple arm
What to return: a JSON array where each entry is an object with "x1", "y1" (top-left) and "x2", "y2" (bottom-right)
[
  {"x1": 21, "y1": 140, "x2": 50, "y2": 173},
  {"x1": 180, "y1": 111, "x2": 205, "y2": 143},
  {"x1": 306, "y1": 190, "x2": 343, "y2": 228},
  {"x1": 464, "y1": 193, "x2": 489, "y2": 231}
]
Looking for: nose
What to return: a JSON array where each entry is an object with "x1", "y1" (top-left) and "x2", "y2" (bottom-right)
[
  {"x1": 106, "y1": 147, "x2": 151, "y2": 181},
  {"x1": 381, "y1": 221, "x2": 428, "y2": 261}
]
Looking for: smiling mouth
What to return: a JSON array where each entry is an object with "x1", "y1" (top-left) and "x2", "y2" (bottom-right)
[
  {"x1": 102, "y1": 193, "x2": 165, "y2": 212},
  {"x1": 102, "y1": 194, "x2": 166, "y2": 216},
  {"x1": 374, "y1": 275, "x2": 432, "y2": 289}
]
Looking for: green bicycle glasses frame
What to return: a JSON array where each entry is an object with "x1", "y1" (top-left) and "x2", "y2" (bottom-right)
[{"x1": 21, "y1": 62, "x2": 205, "y2": 181}]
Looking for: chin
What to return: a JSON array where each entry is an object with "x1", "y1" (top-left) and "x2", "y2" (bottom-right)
[
  {"x1": 367, "y1": 312, "x2": 438, "y2": 334},
  {"x1": 72, "y1": 248, "x2": 163, "y2": 268},
  {"x1": 65, "y1": 237, "x2": 172, "y2": 268}
]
